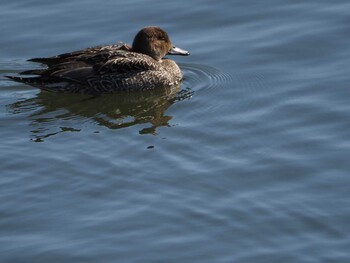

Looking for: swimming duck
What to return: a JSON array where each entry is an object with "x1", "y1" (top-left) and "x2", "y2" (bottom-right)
[{"x1": 7, "y1": 26, "x2": 190, "y2": 93}]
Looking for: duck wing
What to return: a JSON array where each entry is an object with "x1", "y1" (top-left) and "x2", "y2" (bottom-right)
[
  {"x1": 22, "y1": 51, "x2": 158, "y2": 81},
  {"x1": 28, "y1": 43, "x2": 131, "y2": 66},
  {"x1": 38, "y1": 53, "x2": 159, "y2": 85}
]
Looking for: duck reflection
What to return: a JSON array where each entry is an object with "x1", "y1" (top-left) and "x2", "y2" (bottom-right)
[{"x1": 7, "y1": 86, "x2": 193, "y2": 142}]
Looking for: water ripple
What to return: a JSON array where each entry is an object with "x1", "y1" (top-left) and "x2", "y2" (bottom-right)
[
  {"x1": 181, "y1": 63, "x2": 232, "y2": 92},
  {"x1": 180, "y1": 62, "x2": 275, "y2": 121}
]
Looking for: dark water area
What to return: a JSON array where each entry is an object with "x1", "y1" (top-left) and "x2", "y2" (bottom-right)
[{"x1": 1, "y1": 1, "x2": 350, "y2": 262}]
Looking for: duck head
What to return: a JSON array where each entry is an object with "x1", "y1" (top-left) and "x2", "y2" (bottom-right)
[{"x1": 132, "y1": 26, "x2": 189, "y2": 61}]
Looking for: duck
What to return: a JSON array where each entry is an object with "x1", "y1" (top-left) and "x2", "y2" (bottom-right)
[{"x1": 6, "y1": 26, "x2": 190, "y2": 93}]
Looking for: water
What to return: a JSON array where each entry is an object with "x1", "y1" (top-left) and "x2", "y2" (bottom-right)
[{"x1": 1, "y1": 0, "x2": 350, "y2": 262}]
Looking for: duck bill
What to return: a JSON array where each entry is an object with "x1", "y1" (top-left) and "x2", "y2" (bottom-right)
[{"x1": 168, "y1": 46, "x2": 190, "y2": 56}]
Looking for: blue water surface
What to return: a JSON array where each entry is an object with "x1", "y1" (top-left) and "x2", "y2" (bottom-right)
[{"x1": 1, "y1": 1, "x2": 350, "y2": 262}]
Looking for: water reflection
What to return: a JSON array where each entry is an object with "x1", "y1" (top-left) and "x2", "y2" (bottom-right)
[{"x1": 7, "y1": 86, "x2": 193, "y2": 142}]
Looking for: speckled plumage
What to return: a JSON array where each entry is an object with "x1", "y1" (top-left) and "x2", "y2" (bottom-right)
[{"x1": 7, "y1": 27, "x2": 189, "y2": 94}]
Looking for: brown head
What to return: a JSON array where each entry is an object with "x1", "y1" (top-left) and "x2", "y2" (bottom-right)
[{"x1": 132, "y1": 26, "x2": 189, "y2": 61}]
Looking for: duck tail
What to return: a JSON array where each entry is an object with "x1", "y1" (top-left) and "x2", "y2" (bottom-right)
[
  {"x1": 6, "y1": 75, "x2": 50, "y2": 87},
  {"x1": 6, "y1": 75, "x2": 71, "y2": 93},
  {"x1": 19, "y1": 69, "x2": 46, "y2": 75},
  {"x1": 6, "y1": 75, "x2": 30, "y2": 84},
  {"x1": 28, "y1": 57, "x2": 58, "y2": 66}
]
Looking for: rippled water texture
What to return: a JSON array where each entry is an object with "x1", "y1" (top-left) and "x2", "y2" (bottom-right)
[{"x1": 1, "y1": 1, "x2": 350, "y2": 262}]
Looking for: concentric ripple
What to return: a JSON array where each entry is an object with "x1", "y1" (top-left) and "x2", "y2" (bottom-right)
[
  {"x1": 180, "y1": 63, "x2": 233, "y2": 92},
  {"x1": 180, "y1": 63, "x2": 275, "y2": 117}
]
